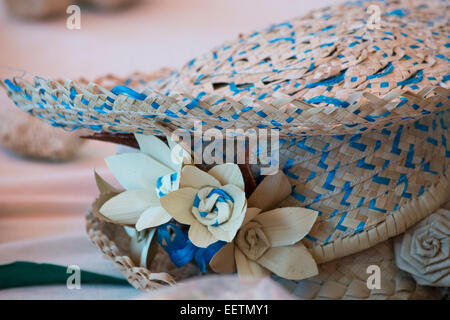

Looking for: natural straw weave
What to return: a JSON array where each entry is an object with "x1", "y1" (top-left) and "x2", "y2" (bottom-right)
[
  {"x1": 281, "y1": 115, "x2": 450, "y2": 263},
  {"x1": 2, "y1": 0, "x2": 449, "y2": 263},
  {"x1": 86, "y1": 211, "x2": 175, "y2": 291},
  {"x1": 277, "y1": 239, "x2": 443, "y2": 300}
]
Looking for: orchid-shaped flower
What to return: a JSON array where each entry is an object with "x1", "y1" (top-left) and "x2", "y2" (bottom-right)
[
  {"x1": 99, "y1": 134, "x2": 189, "y2": 231},
  {"x1": 209, "y1": 171, "x2": 319, "y2": 280},
  {"x1": 160, "y1": 164, "x2": 247, "y2": 248}
]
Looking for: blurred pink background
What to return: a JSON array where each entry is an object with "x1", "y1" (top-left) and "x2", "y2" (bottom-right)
[{"x1": 0, "y1": 0, "x2": 341, "y2": 79}]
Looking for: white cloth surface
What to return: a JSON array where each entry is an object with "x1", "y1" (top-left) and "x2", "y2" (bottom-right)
[
  {"x1": 0, "y1": 141, "x2": 142, "y2": 299},
  {"x1": 0, "y1": 234, "x2": 125, "y2": 277},
  {"x1": 0, "y1": 0, "x2": 338, "y2": 299},
  {"x1": 0, "y1": 284, "x2": 139, "y2": 300}
]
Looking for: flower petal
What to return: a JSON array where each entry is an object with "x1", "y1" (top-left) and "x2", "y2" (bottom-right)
[
  {"x1": 138, "y1": 228, "x2": 157, "y2": 268},
  {"x1": 129, "y1": 228, "x2": 157, "y2": 268},
  {"x1": 94, "y1": 170, "x2": 121, "y2": 194},
  {"x1": 135, "y1": 206, "x2": 173, "y2": 231},
  {"x1": 167, "y1": 137, "x2": 192, "y2": 165},
  {"x1": 208, "y1": 163, "x2": 244, "y2": 191},
  {"x1": 123, "y1": 226, "x2": 137, "y2": 238},
  {"x1": 208, "y1": 224, "x2": 236, "y2": 243},
  {"x1": 106, "y1": 153, "x2": 173, "y2": 190},
  {"x1": 243, "y1": 207, "x2": 262, "y2": 225},
  {"x1": 166, "y1": 135, "x2": 179, "y2": 150},
  {"x1": 180, "y1": 165, "x2": 221, "y2": 189},
  {"x1": 188, "y1": 221, "x2": 218, "y2": 248},
  {"x1": 257, "y1": 243, "x2": 318, "y2": 280},
  {"x1": 209, "y1": 242, "x2": 236, "y2": 274},
  {"x1": 235, "y1": 246, "x2": 270, "y2": 278},
  {"x1": 134, "y1": 134, "x2": 178, "y2": 170},
  {"x1": 159, "y1": 188, "x2": 197, "y2": 225},
  {"x1": 92, "y1": 191, "x2": 124, "y2": 225},
  {"x1": 99, "y1": 189, "x2": 159, "y2": 225},
  {"x1": 248, "y1": 170, "x2": 291, "y2": 211},
  {"x1": 253, "y1": 207, "x2": 319, "y2": 247}
]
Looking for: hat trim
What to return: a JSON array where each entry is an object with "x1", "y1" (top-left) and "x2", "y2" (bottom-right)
[{"x1": 309, "y1": 171, "x2": 450, "y2": 264}]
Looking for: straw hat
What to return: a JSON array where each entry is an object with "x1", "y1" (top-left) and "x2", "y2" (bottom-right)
[{"x1": 2, "y1": 0, "x2": 449, "y2": 289}]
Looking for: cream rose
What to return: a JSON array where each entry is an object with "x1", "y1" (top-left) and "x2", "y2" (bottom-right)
[
  {"x1": 210, "y1": 171, "x2": 319, "y2": 280},
  {"x1": 160, "y1": 164, "x2": 247, "y2": 248}
]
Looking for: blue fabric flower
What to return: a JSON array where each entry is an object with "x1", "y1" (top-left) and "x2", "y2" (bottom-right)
[{"x1": 156, "y1": 223, "x2": 226, "y2": 273}]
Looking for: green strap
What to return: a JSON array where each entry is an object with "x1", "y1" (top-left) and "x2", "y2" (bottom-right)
[{"x1": 0, "y1": 261, "x2": 130, "y2": 290}]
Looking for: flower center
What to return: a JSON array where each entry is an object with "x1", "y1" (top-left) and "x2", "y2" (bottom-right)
[
  {"x1": 236, "y1": 222, "x2": 270, "y2": 260},
  {"x1": 417, "y1": 236, "x2": 441, "y2": 258},
  {"x1": 156, "y1": 172, "x2": 179, "y2": 198},
  {"x1": 192, "y1": 187, "x2": 234, "y2": 227}
]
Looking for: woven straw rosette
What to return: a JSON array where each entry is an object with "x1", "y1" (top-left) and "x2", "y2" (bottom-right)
[{"x1": 2, "y1": 0, "x2": 449, "y2": 295}]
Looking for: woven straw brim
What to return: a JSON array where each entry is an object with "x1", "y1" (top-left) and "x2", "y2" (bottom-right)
[
  {"x1": 2, "y1": 75, "x2": 448, "y2": 138},
  {"x1": 306, "y1": 172, "x2": 450, "y2": 263}
]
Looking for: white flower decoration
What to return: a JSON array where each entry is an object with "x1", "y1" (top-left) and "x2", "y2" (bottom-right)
[
  {"x1": 99, "y1": 134, "x2": 189, "y2": 231},
  {"x1": 160, "y1": 164, "x2": 247, "y2": 248}
]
